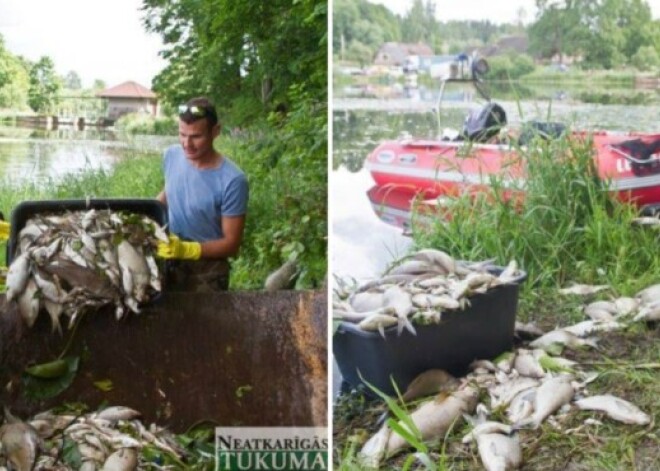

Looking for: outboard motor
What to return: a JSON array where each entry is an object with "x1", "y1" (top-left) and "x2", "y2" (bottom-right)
[{"x1": 460, "y1": 102, "x2": 507, "y2": 142}]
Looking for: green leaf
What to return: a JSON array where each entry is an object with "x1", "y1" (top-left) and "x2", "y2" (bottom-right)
[
  {"x1": 235, "y1": 385, "x2": 253, "y2": 398},
  {"x1": 93, "y1": 379, "x2": 114, "y2": 392},
  {"x1": 62, "y1": 437, "x2": 83, "y2": 469},
  {"x1": 22, "y1": 356, "x2": 80, "y2": 400}
]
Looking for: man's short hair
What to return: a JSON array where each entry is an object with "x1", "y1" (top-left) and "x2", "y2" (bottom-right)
[{"x1": 178, "y1": 97, "x2": 219, "y2": 128}]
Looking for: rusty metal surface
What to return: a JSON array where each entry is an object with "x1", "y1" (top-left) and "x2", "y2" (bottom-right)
[{"x1": 0, "y1": 290, "x2": 327, "y2": 432}]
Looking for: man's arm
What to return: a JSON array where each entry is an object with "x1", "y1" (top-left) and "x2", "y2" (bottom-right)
[
  {"x1": 200, "y1": 215, "x2": 246, "y2": 259},
  {"x1": 157, "y1": 189, "x2": 167, "y2": 205}
]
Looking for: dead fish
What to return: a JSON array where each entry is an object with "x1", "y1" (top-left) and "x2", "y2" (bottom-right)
[
  {"x1": 507, "y1": 388, "x2": 536, "y2": 424},
  {"x1": 558, "y1": 284, "x2": 609, "y2": 296},
  {"x1": 349, "y1": 291, "x2": 385, "y2": 312},
  {"x1": 401, "y1": 369, "x2": 459, "y2": 403},
  {"x1": 562, "y1": 320, "x2": 624, "y2": 337},
  {"x1": 633, "y1": 301, "x2": 660, "y2": 322},
  {"x1": 529, "y1": 329, "x2": 598, "y2": 354},
  {"x1": 16, "y1": 279, "x2": 40, "y2": 328},
  {"x1": 0, "y1": 418, "x2": 41, "y2": 471},
  {"x1": 358, "y1": 313, "x2": 398, "y2": 337},
  {"x1": 514, "y1": 321, "x2": 544, "y2": 340},
  {"x1": 636, "y1": 284, "x2": 660, "y2": 305},
  {"x1": 358, "y1": 425, "x2": 391, "y2": 470},
  {"x1": 584, "y1": 301, "x2": 617, "y2": 321},
  {"x1": 490, "y1": 377, "x2": 539, "y2": 409},
  {"x1": 517, "y1": 375, "x2": 574, "y2": 429},
  {"x1": 613, "y1": 297, "x2": 639, "y2": 317},
  {"x1": 32, "y1": 269, "x2": 64, "y2": 303},
  {"x1": 93, "y1": 406, "x2": 141, "y2": 424},
  {"x1": 513, "y1": 349, "x2": 545, "y2": 379},
  {"x1": 407, "y1": 249, "x2": 456, "y2": 275},
  {"x1": 6, "y1": 252, "x2": 31, "y2": 302},
  {"x1": 388, "y1": 259, "x2": 438, "y2": 276},
  {"x1": 427, "y1": 294, "x2": 460, "y2": 310},
  {"x1": 43, "y1": 256, "x2": 119, "y2": 301},
  {"x1": 42, "y1": 299, "x2": 64, "y2": 334},
  {"x1": 101, "y1": 447, "x2": 138, "y2": 471},
  {"x1": 386, "y1": 387, "x2": 478, "y2": 457},
  {"x1": 497, "y1": 260, "x2": 520, "y2": 284},
  {"x1": 462, "y1": 421, "x2": 512, "y2": 444},
  {"x1": 383, "y1": 285, "x2": 415, "y2": 335},
  {"x1": 334, "y1": 307, "x2": 395, "y2": 324},
  {"x1": 574, "y1": 394, "x2": 650, "y2": 425},
  {"x1": 264, "y1": 260, "x2": 298, "y2": 291},
  {"x1": 476, "y1": 433, "x2": 523, "y2": 471},
  {"x1": 117, "y1": 241, "x2": 150, "y2": 302}
]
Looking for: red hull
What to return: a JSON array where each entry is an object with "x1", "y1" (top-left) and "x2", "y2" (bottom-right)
[{"x1": 365, "y1": 132, "x2": 660, "y2": 210}]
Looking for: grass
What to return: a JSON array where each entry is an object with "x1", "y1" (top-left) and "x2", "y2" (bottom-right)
[{"x1": 333, "y1": 132, "x2": 660, "y2": 469}]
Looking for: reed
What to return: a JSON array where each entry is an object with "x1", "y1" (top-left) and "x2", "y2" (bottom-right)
[{"x1": 413, "y1": 133, "x2": 660, "y2": 295}]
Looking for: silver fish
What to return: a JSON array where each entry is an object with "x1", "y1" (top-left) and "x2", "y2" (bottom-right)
[
  {"x1": 16, "y1": 279, "x2": 40, "y2": 328},
  {"x1": 519, "y1": 375, "x2": 574, "y2": 429},
  {"x1": 6, "y1": 252, "x2": 31, "y2": 302},
  {"x1": 383, "y1": 285, "x2": 415, "y2": 335},
  {"x1": 358, "y1": 313, "x2": 398, "y2": 337},
  {"x1": 386, "y1": 387, "x2": 478, "y2": 458},
  {"x1": 574, "y1": 394, "x2": 650, "y2": 425},
  {"x1": 358, "y1": 424, "x2": 391, "y2": 470},
  {"x1": 101, "y1": 447, "x2": 138, "y2": 471},
  {"x1": 0, "y1": 418, "x2": 42, "y2": 471},
  {"x1": 476, "y1": 433, "x2": 523, "y2": 471},
  {"x1": 558, "y1": 284, "x2": 609, "y2": 296}
]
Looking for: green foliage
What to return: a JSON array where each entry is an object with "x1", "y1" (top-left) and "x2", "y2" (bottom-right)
[
  {"x1": 28, "y1": 56, "x2": 62, "y2": 113},
  {"x1": 486, "y1": 54, "x2": 535, "y2": 80},
  {"x1": 228, "y1": 91, "x2": 327, "y2": 289},
  {"x1": 413, "y1": 134, "x2": 660, "y2": 290},
  {"x1": 631, "y1": 45, "x2": 660, "y2": 71},
  {"x1": 0, "y1": 37, "x2": 30, "y2": 109},
  {"x1": 142, "y1": 0, "x2": 327, "y2": 126},
  {"x1": 530, "y1": 0, "x2": 659, "y2": 70},
  {"x1": 115, "y1": 112, "x2": 178, "y2": 136}
]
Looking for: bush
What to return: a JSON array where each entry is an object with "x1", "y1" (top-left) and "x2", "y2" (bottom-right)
[
  {"x1": 631, "y1": 46, "x2": 660, "y2": 72},
  {"x1": 487, "y1": 53, "x2": 535, "y2": 80},
  {"x1": 114, "y1": 112, "x2": 177, "y2": 136}
]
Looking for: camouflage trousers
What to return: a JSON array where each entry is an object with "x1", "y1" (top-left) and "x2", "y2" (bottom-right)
[{"x1": 166, "y1": 259, "x2": 230, "y2": 292}]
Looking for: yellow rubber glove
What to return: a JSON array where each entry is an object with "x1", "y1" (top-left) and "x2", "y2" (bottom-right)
[
  {"x1": 157, "y1": 234, "x2": 202, "y2": 260},
  {"x1": 0, "y1": 220, "x2": 10, "y2": 241}
]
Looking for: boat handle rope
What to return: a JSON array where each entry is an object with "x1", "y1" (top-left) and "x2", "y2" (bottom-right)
[{"x1": 607, "y1": 145, "x2": 655, "y2": 165}]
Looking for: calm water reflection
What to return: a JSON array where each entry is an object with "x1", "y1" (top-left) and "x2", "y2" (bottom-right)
[{"x1": 0, "y1": 125, "x2": 176, "y2": 187}]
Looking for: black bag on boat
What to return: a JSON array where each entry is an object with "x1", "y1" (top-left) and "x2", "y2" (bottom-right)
[
  {"x1": 613, "y1": 138, "x2": 660, "y2": 177},
  {"x1": 518, "y1": 121, "x2": 567, "y2": 146},
  {"x1": 461, "y1": 102, "x2": 507, "y2": 142}
]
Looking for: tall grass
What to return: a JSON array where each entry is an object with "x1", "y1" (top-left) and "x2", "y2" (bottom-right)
[{"x1": 413, "y1": 134, "x2": 660, "y2": 295}]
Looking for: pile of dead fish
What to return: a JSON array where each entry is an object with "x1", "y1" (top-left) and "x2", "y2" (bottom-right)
[
  {"x1": 357, "y1": 281, "x2": 658, "y2": 470},
  {"x1": 333, "y1": 249, "x2": 523, "y2": 336},
  {"x1": 0, "y1": 405, "x2": 185, "y2": 470},
  {"x1": 4, "y1": 209, "x2": 168, "y2": 332}
]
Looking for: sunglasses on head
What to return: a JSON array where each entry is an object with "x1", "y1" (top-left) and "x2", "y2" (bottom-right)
[{"x1": 178, "y1": 104, "x2": 210, "y2": 117}]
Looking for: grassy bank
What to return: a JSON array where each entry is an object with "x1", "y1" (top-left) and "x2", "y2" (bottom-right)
[
  {"x1": 0, "y1": 125, "x2": 327, "y2": 290},
  {"x1": 333, "y1": 134, "x2": 660, "y2": 469}
]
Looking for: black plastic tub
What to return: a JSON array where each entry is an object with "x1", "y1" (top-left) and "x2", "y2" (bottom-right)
[
  {"x1": 7, "y1": 198, "x2": 167, "y2": 264},
  {"x1": 333, "y1": 269, "x2": 526, "y2": 396}
]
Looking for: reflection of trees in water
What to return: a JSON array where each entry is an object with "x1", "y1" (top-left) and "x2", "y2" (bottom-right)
[
  {"x1": 577, "y1": 91, "x2": 653, "y2": 106},
  {"x1": 333, "y1": 110, "x2": 456, "y2": 172}
]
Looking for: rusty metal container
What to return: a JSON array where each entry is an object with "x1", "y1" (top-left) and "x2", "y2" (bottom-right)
[{"x1": 0, "y1": 290, "x2": 327, "y2": 430}]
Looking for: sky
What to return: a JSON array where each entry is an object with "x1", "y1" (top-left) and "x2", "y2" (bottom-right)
[
  {"x1": 0, "y1": 0, "x2": 167, "y2": 89},
  {"x1": 367, "y1": 0, "x2": 660, "y2": 23}
]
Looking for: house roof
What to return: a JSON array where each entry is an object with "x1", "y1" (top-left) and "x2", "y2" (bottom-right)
[
  {"x1": 96, "y1": 81, "x2": 156, "y2": 99},
  {"x1": 375, "y1": 42, "x2": 435, "y2": 65}
]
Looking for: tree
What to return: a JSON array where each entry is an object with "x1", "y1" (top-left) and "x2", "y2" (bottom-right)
[
  {"x1": 64, "y1": 71, "x2": 82, "y2": 90},
  {"x1": 142, "y1": 0, "x2": 326, "y2": 125},
  {"x1": 28, "y1": 56, "x2": 62, "y2": 113},
  {"x1": 0, "y1": 35, "x2": 30, "y2": 109},
  {"x1": 93, "y1": 79, "x2": 106, "y2": 90}
]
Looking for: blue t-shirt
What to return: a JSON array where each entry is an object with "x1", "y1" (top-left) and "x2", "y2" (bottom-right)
[{"x1": 163, "y1": 145, "x2": 248, "y2": 242}]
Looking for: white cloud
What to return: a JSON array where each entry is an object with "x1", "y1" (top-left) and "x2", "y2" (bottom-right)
[{"x1": 0, "y1": 0, "x2": 166, "y2": 88}]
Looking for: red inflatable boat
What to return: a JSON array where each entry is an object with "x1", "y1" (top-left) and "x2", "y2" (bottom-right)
[{"x1": 365, "y1": 130, "x2": 660, "y2": 214}]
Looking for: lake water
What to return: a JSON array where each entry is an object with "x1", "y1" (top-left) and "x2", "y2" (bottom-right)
[{"x1": 0, "y1": 124, "x2": 177, "y2": 187}]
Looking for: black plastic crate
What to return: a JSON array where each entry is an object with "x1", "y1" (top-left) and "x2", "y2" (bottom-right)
[
  {"x1": 7, "y1": 198, "x2": 167, "y2": 264},
  {"x1": 333, "y1": 269, "x2": 526, "y2": 396}
]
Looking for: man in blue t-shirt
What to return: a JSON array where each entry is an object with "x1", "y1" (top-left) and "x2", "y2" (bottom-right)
[{"x1": 156, "y1": 97, "x2": 248, "y2": 290}]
